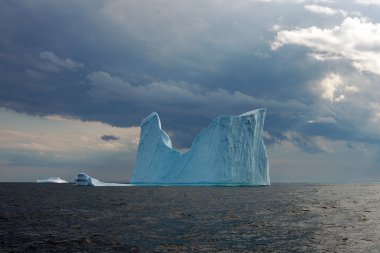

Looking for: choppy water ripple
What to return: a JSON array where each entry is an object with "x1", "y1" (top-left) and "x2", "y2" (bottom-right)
[{"x1": 0, "y1": 183, "x2": 379, "y2": 252}]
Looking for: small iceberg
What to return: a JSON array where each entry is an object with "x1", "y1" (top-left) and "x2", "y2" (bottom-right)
[
  {"x1": 75, "y1": 173, "x2": 131, "y2": 186},
  {"x1": 75, "y1": 173, "x2": 93, "y2": 186},
  {"x1": 36, "y1": 177, "x2": 68, "y2": 183}
]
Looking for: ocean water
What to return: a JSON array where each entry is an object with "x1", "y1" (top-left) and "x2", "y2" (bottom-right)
[{"x1": 0, "y1": 183, "x2": 379, "y2": 252}]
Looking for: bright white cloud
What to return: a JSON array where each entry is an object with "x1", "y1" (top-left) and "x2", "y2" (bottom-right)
[
  {"x1": 316, "y1": 73, "x2": 359, "y2": 102},
  {"x1": 320, "y1": 73, "x2": 345, "y2": 102},
  {"x1": 304, "y1": 4, "x2": 345, "y2": 16},
  {"x1": 272, "y1": 17, "x2": 380, "y2": 75},
  {"x1": 356, "y1": 0, "x2": 380, "y2": 5}
]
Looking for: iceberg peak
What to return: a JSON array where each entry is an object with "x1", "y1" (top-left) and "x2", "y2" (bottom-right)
[
  {"x1": 141, "y1": 112, "x2": 160, "y2": 127},
  {"x1": 140, "y1": 111, "x2": 173, "y2": 149},
  {"x1": 240, "y1": 108, "x2": 264, "y2": 116}
]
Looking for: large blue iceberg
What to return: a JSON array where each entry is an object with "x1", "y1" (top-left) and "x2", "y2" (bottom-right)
[{"x1": 131, "y1": 109, "x2": 270, "y2": 185}]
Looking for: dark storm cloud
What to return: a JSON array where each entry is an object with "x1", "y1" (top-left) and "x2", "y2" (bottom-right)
[
  {"x1": 38, "y1": 51, "x2": 84, "y2": 73},
  {"x1": 100, "y1": 135, "x2": 120, "y2": 142},
  {"x1": 1, "y1": 0, "x2": 380, "y2": 152}
]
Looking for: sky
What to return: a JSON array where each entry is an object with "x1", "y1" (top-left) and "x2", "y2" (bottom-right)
[{"x1": 1, "y1": 0, "x2": 380, "y2": 182}]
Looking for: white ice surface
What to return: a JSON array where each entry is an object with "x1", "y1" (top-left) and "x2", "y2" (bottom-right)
[
  {"x1": 36, "y1": 177, "x2": 68, "y2": 183},
  {"x1": 90, "y1": 178, "x2": 131, "y2": 187},
  {"x1": 131, "y1": 109, "x2": 270, "y2": 185}
]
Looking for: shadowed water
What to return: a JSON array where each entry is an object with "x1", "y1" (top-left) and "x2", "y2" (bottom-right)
[{"x1": 0, "y1": 183, "x2": 379, "y2": 252}]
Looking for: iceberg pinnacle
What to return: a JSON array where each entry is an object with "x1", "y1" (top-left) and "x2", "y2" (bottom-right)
[{"x1": 131, "y1": 109, "x2": 270, "y2": 185}]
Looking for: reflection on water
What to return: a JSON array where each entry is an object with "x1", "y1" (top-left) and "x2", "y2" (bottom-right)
[
  {"x1": 0, "y1": 183, "x2": 379, "y2": 252},
  {"x1": 307, "y1": 184, "x2": 380, "y2": 252}
]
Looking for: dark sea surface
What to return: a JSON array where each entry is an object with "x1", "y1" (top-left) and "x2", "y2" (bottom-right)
[{"x1": 0, "y1": 183, "x2": 379, "y2": 252}]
